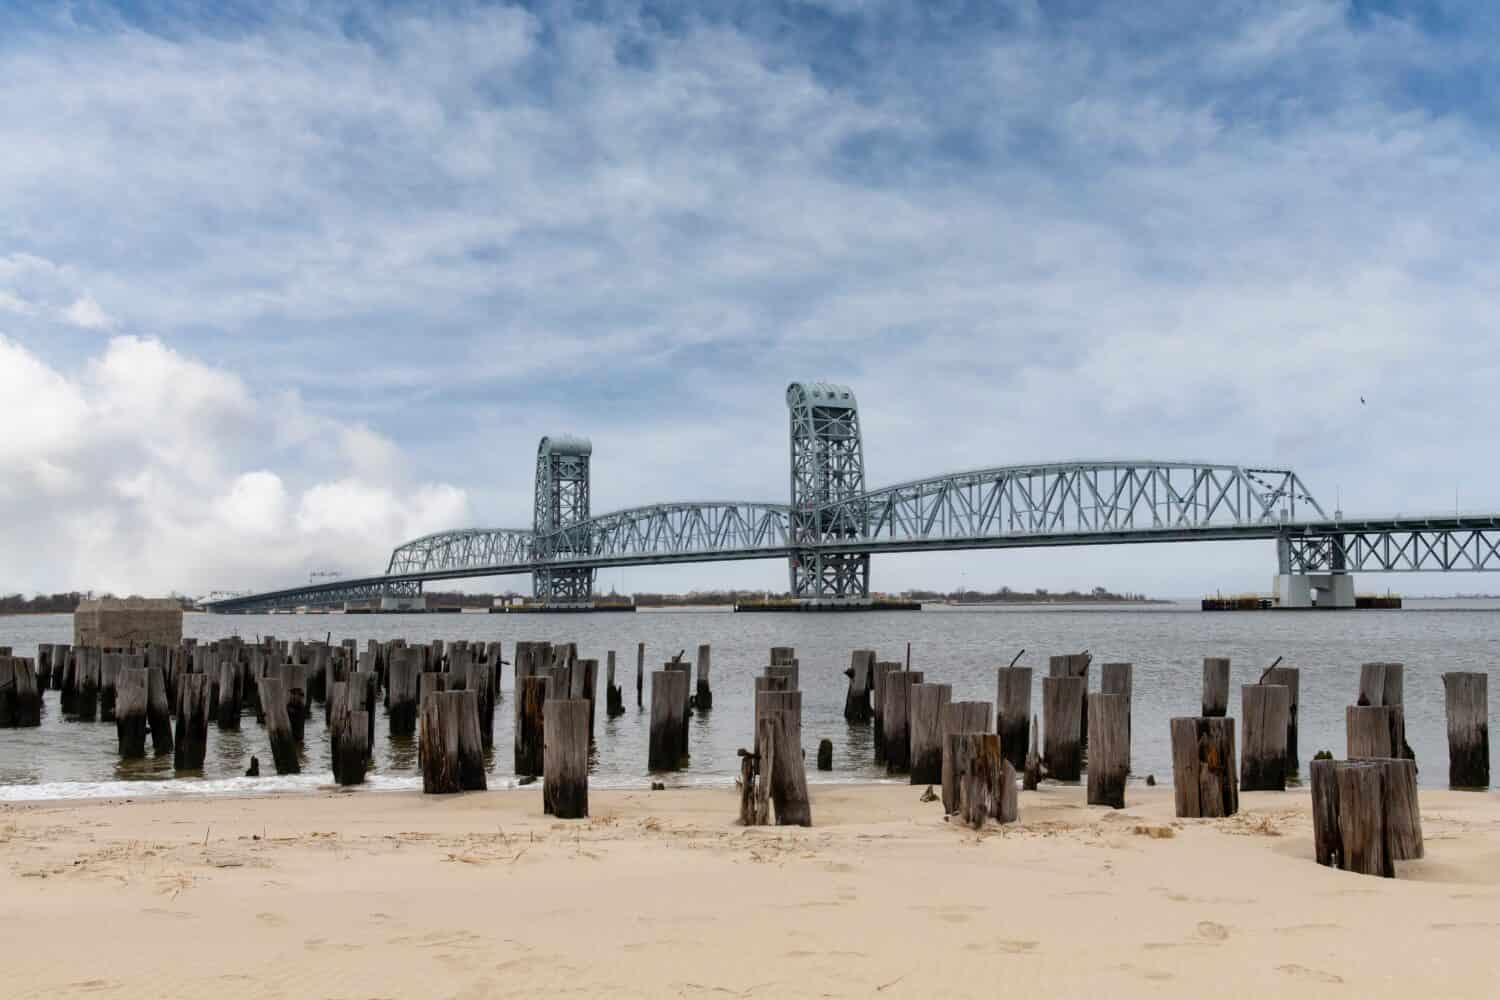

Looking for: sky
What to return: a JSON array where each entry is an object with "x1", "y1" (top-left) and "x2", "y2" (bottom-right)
[{"x1": 3, "y1": 0, "x2": 1499, "y2": 600}]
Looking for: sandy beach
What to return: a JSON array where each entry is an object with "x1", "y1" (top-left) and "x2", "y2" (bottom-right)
[{"x1": 2, "y1": 783, "x2": 1496, "y2": 998}]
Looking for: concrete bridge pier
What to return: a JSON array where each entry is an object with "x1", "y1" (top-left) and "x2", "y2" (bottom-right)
[{"x1": 1276, "y1": 533, "x2": 1355, "y2": 608}]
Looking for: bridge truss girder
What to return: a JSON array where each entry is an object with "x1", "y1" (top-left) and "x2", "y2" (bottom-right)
[{"x1": 1281, "y1": 517, "x2": 1500, "y2": 573}]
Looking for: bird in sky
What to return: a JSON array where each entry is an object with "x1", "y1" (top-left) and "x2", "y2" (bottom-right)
[{"x1": 1360, "y1": 396, "x2": 1366, "y2": 405}]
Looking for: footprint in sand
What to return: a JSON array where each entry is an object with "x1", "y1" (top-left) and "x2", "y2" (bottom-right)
[
  {"x1": 256, "y1": 911, "x2": 288, "y2": 927},
  {"x1": 1278, "y1": 964, "x2": 1343, "y2": 984},
  {"x1": 965, "y1": 938, "x2": 1039, "y2": 955},
  {"x1": 1196, "y1": 921, "x2": 1230, "y2": 942}
]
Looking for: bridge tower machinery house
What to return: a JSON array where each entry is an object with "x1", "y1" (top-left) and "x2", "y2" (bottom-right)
[
  {"x1": 532, "y1": 434, "x2": 594, "y2": 605},
  {"x1": 786, "y1": 381, "x2": 871, "y2": 603}
]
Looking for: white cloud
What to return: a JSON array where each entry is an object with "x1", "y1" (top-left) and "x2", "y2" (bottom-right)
[
  {"x1": 0, "y1": 335, "x2": 469, "y2": 596},
  {"x1": 62, "y1": 294, "x2": 114, "y2": 330}
]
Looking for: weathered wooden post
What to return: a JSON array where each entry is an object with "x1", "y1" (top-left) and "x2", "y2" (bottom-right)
[
  {"x1": 1334, "y1": 760, "x2": 1391, "y2": 877},
  {"x1": 770, "y1": 646, "x2": 796, "y2": 666},
  {"x1": 1169, "y1": 717, "x2": 1238, "y2": 817},
  {"x1": 817, "y1": 738, "x2": 833, "y2": 770},
  {"x1": 1086, "y1": 692, "x2": 1128, "y2": 808},
  {"x1": 665, "y1": 660, "x2": 692, "y2": 757},
  {"x1": 1309, "y1": 757, "x2": 1341, "y2": 867},
  {"x1": 577, "y1": 657, "x2": 598, "y2": 737},
  {"x1": 464, "y1": 656, "x2": 495, "y2": 749},
  {"x1": 952, "y1": 732, "x2": 1008, "y2": 829},
  {"x1": 52, "y1": 643, "x2": 72, "y2": 693},
  {"x1": 174, "y1": 673, "x2": 213, "y2": 771},
  {"x1": 1379, "y1": 757, "x2": 1423, "y2": 861},
  {"x1": 940, "y1": 700, "x2": 993, "y2": 813},
  {"x1": 1100, "y1": 662, "x2": 1132, "y2": 772},
  {"x1": 1263, "y1": 665, "x2": 1300, "y2": 773},
  {"x1": 996, "y1": 666, "x2": 1032, "y2": 773},
  {"x1": 145, "y1": 666, "x2": 173, "y2": 753},
  {"x1": 908, "y1": 682, "x2": 952, "y2": 785},
  {"x1": 1443, "y1": 671, "x2": 1489, "y2": 789},
  {"x1": 1347, "y1": 705, "x2": 1402, "y2": 760},
  {"x1": 1241, "y1": 683, "x2": 1291, "y2": 791},
  {"x1": 649, "y1": 670, "x2": 689, "y2": 771},
  {"x1": 882, "y1": 670, "x2": 924, "y2": 774},
  {"x1": 388, "y1": 647, "x2": 420, "y2": 736},
  {"x1": 759, "y1": 705, "x2": 810, "y2": 826},
  {"x1": 844, "y1": 649, "x2": 875, "y2": 723},
  {"x1": 755, "y1": 688, "x2": 801, "y2": 762},
  {"x1": 695, "y1": 644, "x2": 713, "y2": 710},
  {"x1": 766, "y1": 663, "x2": 799, "y2": 691},
  {"x1": 35, "y1": 645, "x2": 53, "y2": 691},
  {"x1": 257, "y1": 676, "x2": 300, "y2": 775},
  {"x1": 0, "y1": 658, "x2": 41, "y2": 728},
  {"x1": 419, "y1": 671, "x2": 447, "y2": 708},
  {"x1": 543, "y1": 698, "x2": 590, "y2": 819},
  {"x1": 1023, "y1": 716, "x2": 1042, "y2": 790},
  {"x1": 515, "y1": 674, "x2": 550, "y2": 777},
  {"x1": 1050, "y1": 653, "x2": 1090, "y2": 751},
  {"x1": 636, "y1": 641, "x2": 644, "y2": 708},
  {"x1": 280, "y1": 661, "x2": 307, "y2": 743},
  {"x1": 99, "y1": 651, "x2": 124, "y2": 721},
  {"x1": 420, "y1": 691, "x2": 486, "y2": 792},
  {"x1": 216, "y1": 657, "x2": 241, "y2": 729},
  {"x1": 606, "y1": 651, "x2": 625, "y2": 718},
  {"x1": 334, "y1": 710, "x2": 369, "y2": 786},
  {"x1": 1042, "y1": 674, "x2": 1085, "y2": 781},
  {"x1": 115, "y1": 667, "x2": 149, "y2": 757},
  {"x1": 1202, "y1": 657, "x2": 1230, "y2": 717},
  {"x1": 871, "y1": 661, "x2": 901, "y2": 762}
]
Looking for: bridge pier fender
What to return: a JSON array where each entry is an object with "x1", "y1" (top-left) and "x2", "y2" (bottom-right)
[{"x1": 1275, "y1": 573, "x2": 1355, "y2": 609}]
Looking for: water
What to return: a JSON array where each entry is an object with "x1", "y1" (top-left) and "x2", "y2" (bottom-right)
[{"x1": 2, "y1": 601, "x2": 1497, "y2": 799}]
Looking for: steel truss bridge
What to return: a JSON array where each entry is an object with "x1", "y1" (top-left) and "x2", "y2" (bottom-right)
[{"x1": 205, "y1": 382, "x2": 1500, "y2": 612}]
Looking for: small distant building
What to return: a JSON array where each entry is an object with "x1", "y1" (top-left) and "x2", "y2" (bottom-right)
[{"x1": 74, "y1": 597, "x2": 184, "y2": 647}]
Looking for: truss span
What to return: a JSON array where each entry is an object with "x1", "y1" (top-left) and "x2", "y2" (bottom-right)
[{"x1": 831, "y1": 461, "x2": 1324, "y2": 547}]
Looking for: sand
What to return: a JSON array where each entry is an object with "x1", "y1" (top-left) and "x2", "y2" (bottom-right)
[{"x1": 2, "y1": 783, "x2": 1497, "y2": 998}]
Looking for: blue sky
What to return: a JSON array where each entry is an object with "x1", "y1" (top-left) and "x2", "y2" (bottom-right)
[{"x1": 2, "y1": 0, "x2": 1499, "y2": 598}]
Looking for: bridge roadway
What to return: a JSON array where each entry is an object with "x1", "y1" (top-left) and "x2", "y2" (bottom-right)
[{"x1": 204, "y1": 460, "x2": 1500, "y2": 611}]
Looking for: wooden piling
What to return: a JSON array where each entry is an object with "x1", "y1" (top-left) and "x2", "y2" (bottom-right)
[
  {"x1": 1022, "y1": 716, "x2": 1042, "y2": 791},
  {"x1": 1169, "y1": 717, "x2": 1238, "y2": 817},
  {"x1": 761, "y1": 707, "x2": 810, "y2": 826},
  {"x1": 940, "y1": 701, "x2": 993, "y2": 814},
  {"x1": 280, "y1": 662, "x2": 307, "y2": 743},
  {"x1": 1309, "y1": 757, "x2": 1341, "y2": 867},
  {"x1": 1100, "y1": 662, "x2": 1132, "y2": 772},
  {"x1": 695, "y1": 644, "x2": 713, "y2": 710},
  {"x1": 99, "y1": 652, "x2": 124, "y2": 722},
  {"x1": 844, "y1": 649, "x2": 875, "y2": 723},
  {"x1": 882, "y1": 670, "x2": 924, "y2": 774},
  {"x1": 543, "y1": 698, "x2": 590, "y2": 819},
  {"x1": 636, "y1": 641, "x2": 644, "y2": 708},
  {"x1": 419, "y1": 671, "x2": 447, "y2": 709},
  {"x1": 1263, "y1": 665, "x2": 1300, "y2": 773},
  {"x1": 115, "y1": 667, "x2": 149, "y2": 757},
  {"x1": 1042, "y1": 675, "x2": 1085, "y2": 781},
  {"x1": 908, "y1": 682, "x2": 952, "y2": 785},
  {"x1": 1086, "y1": 692, "x2": 1128, "y2": 808},
  {"x1": 420, "y1": 691, "x2": 486, "y2": 793},
  {"x1": 1241, "y1": 684, "x2": 1291, "y2": 792},
  {"x1": 0, "y1": 658, "x2": 41, "y2": 728},
  {"x1": 1201, "y1": 657, "x2": 1230, "y2": 717},
  {"x1": 649, "y1": 670, "x2": 689, "y2": 771},
  {"x1": 1347, "y1": 705, "x2": 1403, "y2": 760},
  {"x1": 1335, "y1": 760, "x2": 1392, "y2": 877},
  {"x1": 334, "y1": 710, "x2": 369, "y2": 786},
  {"x1": 145, "y1": 666, "x2": 172, "y2": 753},
  {"x1": 996, "y1": 667, "x2": 1032, "y2": 773},
  {"x1": 1050, "y1": 653, "x2": 1090, "y2": 752},
  {"x1": 256, "y1": 676, "x2": 299, "y2": 775},
  {"x1": 770, "y1": 646, "x2": 796, "y2": 666},
  {"x1": 606, "y1": 651, "x2": 625, "y2": 718},
  {"x1": 467, "y1": 656, "x2": 496, "y2": 749},
  {"x1": 665, "y1": 661, "x2": 692, "y2": 757},
  {"x1": 216, "y1": 657, "x2": 241, "y2": 729},
  {"x1": 766, "y1": 663, "x2": 799, "y2": 691},
  {"x1": 174, "y1": 673, "x2": 213, "y2": 771},
  {"x1": 1443, "y1": 671, "x2": 1489, "y2": 789},
  {"x1": 1379, "y1": 757, "x2": 1423, "y2": 860},
  {"x1": 817, "y1": 738, "x2": 833, "y2": 770},
  {"x1": 952, "y1": 732, "x2": 1004, "y2": 829},
  {"x1": 871, "y1": 661, "x2": 901, "y2": 763},
  {"x1": 577, "y1": 657, "x2": 598, "y2": 737},
  {"x1": 388, "y1": 648, "x2": 420, "y2": 736},
  {"x1": 515, "y1": 675, "x2": 550, "y2": 777}
]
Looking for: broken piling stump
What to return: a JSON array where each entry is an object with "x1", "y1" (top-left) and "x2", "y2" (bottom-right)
[
  {"x1": 996, "y1": 666, "x2": 1032, "y2": 772},
  {"x1": 908, "y1": 682, "x2": 952, "y2": 785},
  {"x1": 543, "y1": 698, "x2": 590, "y2": 819},
  {"x1": 648, "y1": 670, "x2": 689, "y2": 771},
  {"x1": 1041, "y1": 674, "x2": 1084, "y2": 781},
  {"x1": 1202, "y1": 657, "x2": 1230, "y2": 718},
  {"x1": 940, "y1": 700, "x2": 993, "y2": 814},
  {"x1": 1086, "y1": 692, "x2": 1128, "y2": 809},
  {"x1": 1169, "y1": 716, "x2": 1238, "y2": 818},
  {"x1": 1443, "y1": 671, "x2": 1489, "y2": 789},
  {"x1": 1241, "y1": 683, "x2": 1291, "y2": 792},
  {"x1": 257, "y1": 676, "x2": 300, "y2": 775}
]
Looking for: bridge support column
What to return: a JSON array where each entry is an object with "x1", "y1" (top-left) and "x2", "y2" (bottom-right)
[
  {"x1": 789, "y1": 551, "x2": 870, "y2": 606},
  {"x1": 1275, "y1": 573, "x2": 1355, "y2": 609}
]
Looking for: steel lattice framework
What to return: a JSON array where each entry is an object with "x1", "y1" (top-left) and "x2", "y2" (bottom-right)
[
  {"x1": 202, "y1": 380, "x2": 1500, "y2": 614},
  {"x1": 787, "y1": 381, "x2": 868, "y2": 602},
  {"x1": 1281, "y1": 517, "x2": 1500, "y2": 573}
]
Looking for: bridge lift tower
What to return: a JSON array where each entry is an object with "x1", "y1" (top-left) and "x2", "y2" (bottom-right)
[
  {"x1": 532, "y1": 435, "x2": 594, "y2": 605},
  {"x1": 787, "y1": 381, "x2": 871, "y2": 604}
]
